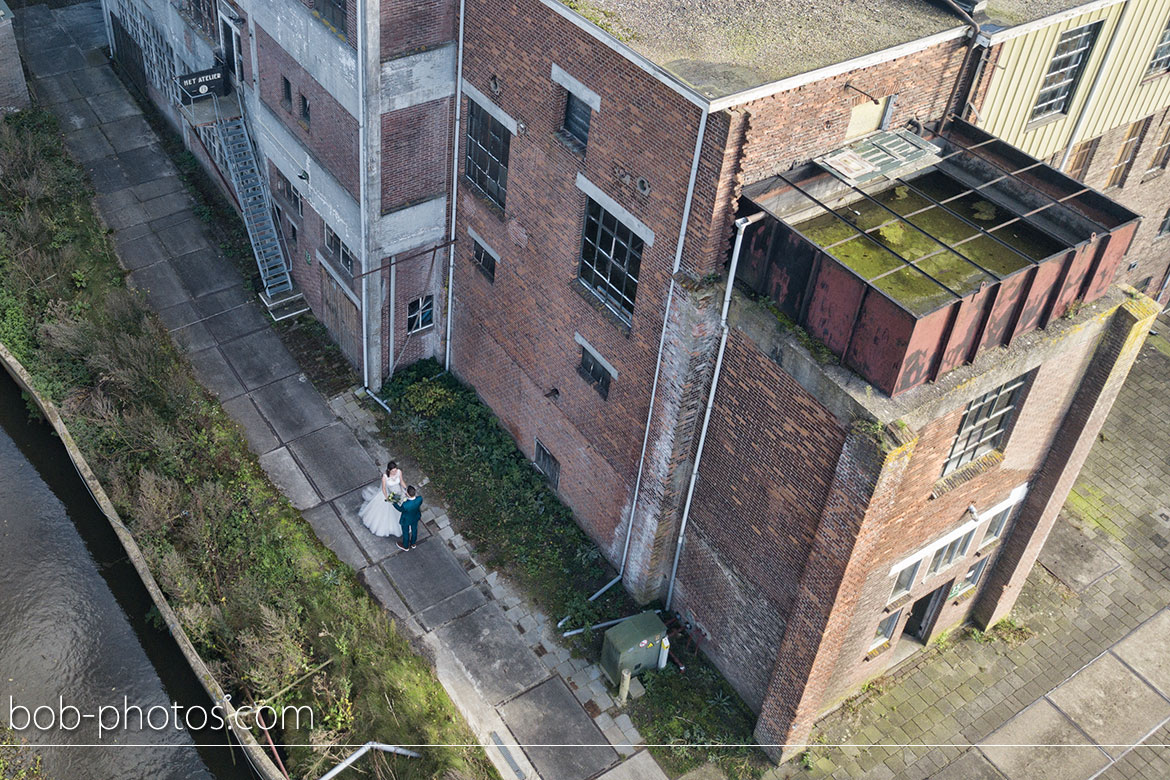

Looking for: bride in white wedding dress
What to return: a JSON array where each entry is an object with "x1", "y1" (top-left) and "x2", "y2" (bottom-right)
[{"x1": 359, "y1": 461, "x2": 404, "y2": 537}]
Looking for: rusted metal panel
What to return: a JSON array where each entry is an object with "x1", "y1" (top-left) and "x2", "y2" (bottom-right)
[
  {"x1": 937, "y1": 286, "x2": 995, "y2": 377},
  {"x1": 1012, "y1": 254, "x2": 1066, "y2": 338},
  {"x1": 891, "y1": 304, "x2": 951, "y2": 395},
  {"x1": 843, "y1": 292, "x2": 915, "y2": 396},
  {"x1": 1081, "y1": 220, "x2": 1138, "y2": 302},
  {"x1": 1046, "y1": 241, "x2": 1097, "y2": 324},
  {"x1": 804, "y1": 258, "x2": 867, "y2": 356},
  {"x1": 980, "y1": 270, "x2": 1031, "y2": 349}
]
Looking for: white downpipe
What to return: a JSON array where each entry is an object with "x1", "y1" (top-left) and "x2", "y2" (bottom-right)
[
  {"x1": 1058, "y1": 0, "x2": 1131, "y2": 171},
  {"x1": 585, "y1": 105, "x2": 709, "y2": 605},
  {"x1": 444, "y1": 0, "x2": 467, "y2": 371},
  {"x1": 664, "y1": 212, "x2": 764, "y2": 611},
  {"x1": 317, "y1": 743, "x2": 421, "y2": 780},
  {"x1": 357, "y1": 0, "x2": 371, "y2": 389},
  {"x1": 388, "y1": 259, "x2": 397, "y2": 375}
]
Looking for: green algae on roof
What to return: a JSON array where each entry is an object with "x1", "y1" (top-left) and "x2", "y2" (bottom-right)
[{"x1": 558, "y1": 0, "x2": 963, "y2": 98}]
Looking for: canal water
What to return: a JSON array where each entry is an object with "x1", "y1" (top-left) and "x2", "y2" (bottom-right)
[{"x1": 0, "y1": 370, "x2": 256, "y2": 780}]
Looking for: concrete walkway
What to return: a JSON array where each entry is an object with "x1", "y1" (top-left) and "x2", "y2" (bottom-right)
[
  {"x1": 768, "y1": 317, "x2": 1170, "y2": 780},
  {"x1": 15, "y1": 5, "x2": 664, "y2": 779}
]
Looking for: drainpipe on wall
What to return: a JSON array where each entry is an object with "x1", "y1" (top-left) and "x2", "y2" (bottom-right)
[
  {"x1": 1058, "y1": 0, "x2": 1132, "y2": 171},
  {"x1": 939, "y1": 0, "x2": 982, "y2": 133},
  {"x1": 581, "y1": 103, "x2": 709, "y2": 607},
  {"x1": 357, "y1": 0, "x2": 371, "y2": 390},
  {"x1": 443, "y1": 0, "x2": 467, "y2": 371},
  {"x1": 664, "y1": 211, "x2": 765, "y2": 611}
]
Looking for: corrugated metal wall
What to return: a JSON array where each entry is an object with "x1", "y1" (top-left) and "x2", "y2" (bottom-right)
[{"x1": 979, "y1": 0, "x2": 1170, "y2": 160}]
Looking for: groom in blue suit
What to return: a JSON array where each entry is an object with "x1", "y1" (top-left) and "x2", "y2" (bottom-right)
[{"x1": 393, "y1": 485, "x2": 422, "y2": 551}]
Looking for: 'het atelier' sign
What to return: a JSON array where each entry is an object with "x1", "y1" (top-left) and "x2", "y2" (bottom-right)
[{"x1": 179, "y1": 67, "x2": 226, "y2": 99}]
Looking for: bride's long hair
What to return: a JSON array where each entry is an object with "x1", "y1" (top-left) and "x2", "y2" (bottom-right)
[{"x1": 385, "y1": 461, "x2": 398, "y2": 477}]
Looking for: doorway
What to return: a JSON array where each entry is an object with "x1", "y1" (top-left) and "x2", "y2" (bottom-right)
[
  {"x1": 904, "y1": 583, "x2": 947, "y2": 641},
  {"x1": 219, "y1": 17, "x2": 242, "y2": 83}
]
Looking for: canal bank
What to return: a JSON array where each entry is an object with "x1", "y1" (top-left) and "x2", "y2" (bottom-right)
[
  {"x1": 0, "y1": 343, "x2": 279, "y2": 780},
  {"x1": 0, "y1": 367, "x2": 259, "y2": 780}
]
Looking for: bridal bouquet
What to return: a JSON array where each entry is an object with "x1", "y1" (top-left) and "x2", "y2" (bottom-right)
[{"x1": 387, "y1": 491, "x2": 402, "y2": 503}]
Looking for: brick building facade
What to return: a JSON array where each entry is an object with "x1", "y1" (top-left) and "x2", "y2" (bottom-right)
[{"x1": 100, "y1": 0, "x2": 1166, "y2": 762}]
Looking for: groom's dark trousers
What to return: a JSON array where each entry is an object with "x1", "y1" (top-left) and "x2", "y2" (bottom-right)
[{"x1": 394, "y1": 495, "x2": 423, "y2": 547}]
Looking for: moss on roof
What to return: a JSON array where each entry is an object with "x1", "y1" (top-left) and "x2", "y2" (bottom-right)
[
  {"x1": 561, "y1": 0, "x2": 964, "y2": 98},
  {"x1": 981, "y1": 0, "x2": 1105, "y2": 28}
]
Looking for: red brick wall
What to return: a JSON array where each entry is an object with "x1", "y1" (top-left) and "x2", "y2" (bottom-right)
[
  {"x1": 380, "y1": 98, "x2": 451, "y2": 212},
  {"x1": 382, "y1": 243, "x2": 446, "y2": 376},
  {"x1": 736, "y1": 39, "x2": 967, "y2": 187},
  {"x1": 671, "y1": 332, "x2": 848, "y2": 708},
  {"x1": 450, "y1": 0, "x2": 727, "y2": 563},
  {"x1": 271, "y1": 159, "x2": 327, "y2": 313},
  {"x1": 255, "y1": 25, "x2": 360, "y2": 199},
  {"x1": 380, "y1": 0, "x2": 455, "y2": 60}
]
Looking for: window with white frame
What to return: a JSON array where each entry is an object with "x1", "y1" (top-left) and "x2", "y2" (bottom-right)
[
  {"x1": 407, "y1": 295, "x2": 434, "y2": 333},
  {"x1": 942, "y1": 375, "x2": 1026, "y2": 476},
  {"x1": 950, "y1": 559, "x2": 989, "y2": 598},
  {"x1": 889, "y1": 560, "x2": 919, "y2": 602},
  {"x1": 1031, "y1": 23, "x2": 1101, "y2": 121},
  {"x1": 872, "y1": 610, "x2": 901, "y2": 649},
  {"x1": 472, "y1": 240, "x2": 496, "y2": 282},
  {"x1": 534, "y1": 439, "x2": 560, "y2": 489},
  {"x1": 1148, "y1": 17, "x2": 1170, "y2": 76},
  {"x1": 928, "y1": 529, "x2": 975, "y2": 575},
  {"x1": 981, "y1": 505, "x2": 1015, "y2": 547}
]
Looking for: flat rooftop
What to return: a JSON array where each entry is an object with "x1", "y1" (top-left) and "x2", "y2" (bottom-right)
[
  {"x1": 567, "y1": 0, "x2": 963, "y2": 98},
  {"x1": 980, "y1": 0, "x2": 1113, "y2": 28}
]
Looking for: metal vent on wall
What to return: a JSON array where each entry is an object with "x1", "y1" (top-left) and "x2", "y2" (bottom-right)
[{"x1": 815, "y1": 129, "x2": 942, "y2": 186}]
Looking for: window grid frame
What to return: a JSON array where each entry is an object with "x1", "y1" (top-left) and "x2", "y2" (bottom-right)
[
  {"x1": 1107, "y1": 118, "x2": 1148, "y2": 189},
  {"x1": 464, "y1": 100, "x2": 511, "y2": 210},
  {"x1": 1148, "y1": 18, "x2": 1170, "y2": 76},
  {"x1": 1030, "y1": 23, "x2": 1101, "y2": 122},
  {"x1": 280, "y1": 75, "x2": 292, "y2": 108},
  {"x1": 578, "y1": 197, "x2": 644, "y2": 323},
  {"x1": 928, "y1": 529, "x2": 975, "y2": 576},
  {"x1": 577, "y1": 346, "x2": 613, "y2": 400},
  {"x1": 407, "y1": 295, "x2": 434, "y2": 334},
  {"x1": 299, "y1": 94, "x2": 311, "y2": 126},
  {"x1": 472, "y1": 240, "x2": 496, "y2": 283},
  {"x1": 533, "y1": 438, "x2": 561, "y2": 489},
  {"x1": 1159, "y1": 208, "x2": 1170, "y2": 236},
  {"x1": 324, "y1": 224, "x2": 355, "y2": 275},
  {"x1": 942, "y1": 377, "x2": 1026, "y2": 476},
  {"x1": 317, "y1": 0, "x2": 347, "y2": 38},
  {"x1": 981, "y1": 505, "x2": 1015, "y2": 547}
]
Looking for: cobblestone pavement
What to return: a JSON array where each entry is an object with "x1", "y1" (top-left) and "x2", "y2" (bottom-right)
[
  {"x1": 15, "y1": 5, "x2": 663, "y2": 779},
  {"x1": 765, "y1": 316, "x2": 1170, "y2": 780}
]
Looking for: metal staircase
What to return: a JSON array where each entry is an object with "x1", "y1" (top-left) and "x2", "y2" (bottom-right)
[{"x1": 212, "y1": 93, "x2": 307, "y2": 320}]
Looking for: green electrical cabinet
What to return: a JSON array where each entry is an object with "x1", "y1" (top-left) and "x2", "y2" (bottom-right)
[{"x1": 601, "y1": 612, "x2": 667, "y2": 685}]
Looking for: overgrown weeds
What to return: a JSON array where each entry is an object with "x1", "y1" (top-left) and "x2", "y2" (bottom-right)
[
  {"x1": 381, "y1": 359, "x2": 770, "y2": 779},
  {"x1": 0, "y1": 726, "x2": 49, "y2": 780},
  {"x1": 0, "y1": 109, "x2": 493, "y2": 780}
]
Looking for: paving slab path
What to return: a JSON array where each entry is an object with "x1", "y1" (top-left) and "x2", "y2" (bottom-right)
[{"x1": 14, "y1": 5, "x2": 666, "y2": 779}]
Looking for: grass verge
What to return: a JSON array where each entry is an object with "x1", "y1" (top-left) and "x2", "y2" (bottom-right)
[
  {"x1": 0, "y1": 108, "x2": 494, "y2": 780},
  {"x1": 0, "y1": 726, "x2": 50, "y2": 780},
  {"x1": 380, "y1": 360, "x2": 769, "y2": 779}
]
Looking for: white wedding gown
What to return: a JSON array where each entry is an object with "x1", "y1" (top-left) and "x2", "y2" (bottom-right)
[{"x1": 359, "y1": 472, "x2": 404, "y2": 537}]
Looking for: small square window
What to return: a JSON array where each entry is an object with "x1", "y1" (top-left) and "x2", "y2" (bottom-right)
[
  {"x1": 300, "y1": 94, "x2": 311, "y2": 126},
  {"x1": 981, "y1": 505, "x2": 1015, "y2": 547},
  {"x1": 325, "y1": 224, "x2": 355, "y2": 274},
  {"x1": 563, "y1": 92, "x2": 592, "y2": 148},
  {"x1": 577, "y1": 346, "x2": 613, "y2": 400},
  {"x1": 889, "y1": 561, "x2": 919, "y2": 602},
  {"x1": 534, "y1": 439, "x2": 560, "y2": 489},
  {"x1": 407, "y1": 295, "x2": 434, "y2": 333},
  {"x1": 281, "y1": 76, "x2": 292, "y2": 108},
  {"x1": 872, "y1": 610, "x2": 901, "y2": 649},
  {"x1": 928, "y1": 529, "x2": 975, "y2": 575},
  {"x1": 950, "y1": 559, "x2": 989, "y2": 598},
  {"x1": 473, "y1": 240, "x2": 496, "y2": 282}
]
